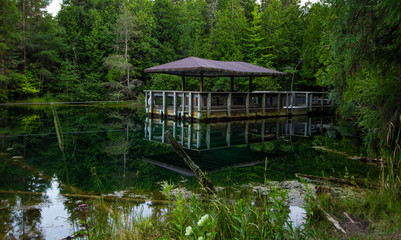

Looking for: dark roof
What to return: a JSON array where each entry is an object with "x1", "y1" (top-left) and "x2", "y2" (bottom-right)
[{"x1": 144, "y1": 57, "x2": 286, "y2": 77}]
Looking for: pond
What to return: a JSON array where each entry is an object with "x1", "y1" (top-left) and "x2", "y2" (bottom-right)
[{"x1": 0, "y1": 105, "x2": 378, "y2": 239}]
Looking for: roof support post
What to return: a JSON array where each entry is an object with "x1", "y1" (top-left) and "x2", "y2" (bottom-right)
[
  {"x1": 230, "y1": 76, "x2": 234, "y2": 92},
  {"x1": 200, "y1": 72, "x2": 204, "y2": 92},
  {"x1": 249, "y1": 76, "x2": 253, "y2": 92},
  {"x1": 181, "y1": 76, "x2": 186, "y2": 91}
]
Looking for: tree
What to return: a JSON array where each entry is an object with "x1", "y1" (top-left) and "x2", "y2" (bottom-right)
[
  {"x1": 57, "y1": 0, "x2": 118, "y2": 100},
  {"x1": 260, "y1": 0, "x2": 305, "y2": 90},
  {"x1": 321, "y1": 0, "x2": 401, "y2": 152},
  {"x1": 299, "y1": 2, "x2": 328, "y2": 89},
  {"x1": 0, "y1": 0, "x2": 22, "y2": 101},
  {"x1": 104, "y1": 5, "x2": 139, "y2": 99}
]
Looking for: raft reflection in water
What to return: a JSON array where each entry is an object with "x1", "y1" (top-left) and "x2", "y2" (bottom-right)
[
  {"x1": 144, "y1": 116, "x2": 334, "y2": 150},
  {"x1": 143, "y1": 116, "x2": 335, "y2": 176}
]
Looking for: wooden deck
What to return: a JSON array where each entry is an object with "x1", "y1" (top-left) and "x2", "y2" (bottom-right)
[{"x1": 144, "y1": 90, "x2": 333, "y2": 121}]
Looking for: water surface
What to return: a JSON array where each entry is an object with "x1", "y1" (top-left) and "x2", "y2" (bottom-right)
[{"x1": 0, "y1": 105, "x2": 378, "y2": 239}]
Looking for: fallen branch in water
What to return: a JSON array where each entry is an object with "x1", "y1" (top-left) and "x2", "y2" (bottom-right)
[
  {"x1": 296, "y1": 173, "x2": 375, "y2": 188},
  {"x1": 164, "y1": 130, "x2": 214, "y2": 194},
  {"x1": 312, "y1": 146, "x2": 383, "y2": 163}
]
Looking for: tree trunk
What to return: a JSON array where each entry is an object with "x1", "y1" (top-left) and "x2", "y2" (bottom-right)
[
  {"x1": 22, "y1": 0, "x2": 26, "y2": 68},
  {"x1": 164, "y1": 130, "x2": 214, "y2": 193}
]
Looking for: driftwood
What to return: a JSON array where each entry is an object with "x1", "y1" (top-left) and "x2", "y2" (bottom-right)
[
  {"x1": 313, "y1": 146, "x2": 383, "y2": 163},
  {"x1": 0, "y1": 189, "x2": 169, "y2": 203},
  {"x1": 164, "y1": 130, "x2": 214, "y2": 193},
  {"x1": 322, "y1": 209, "x2": 347, "y2": 234},
  {"x1": 303, "y1": 182, "x2": 370, "y2": 235},
  {"x1": 296, "y1": 173, "x2": 372, "y2": 188}
]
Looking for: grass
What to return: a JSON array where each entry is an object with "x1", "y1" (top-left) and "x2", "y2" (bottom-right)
[{"x1": 71, "y1": 181, "x2": 330, "y2": 240}]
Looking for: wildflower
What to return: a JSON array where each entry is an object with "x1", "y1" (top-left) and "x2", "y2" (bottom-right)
[
  {"x1": 374, "y1": 128, "x2": 378, "y2": 133},
  {"x1": 197, "y1": 214, "x2": 211, "y2": 227},
  {"x1": 185, "y1": 226, "x2": 193, "y2": 236},
  {"x1": 198, "y1": 237, "x2": 204, "y2": 240},
  {"x1": 77, "y1": 204, "x2": 88, "y2": 212}
]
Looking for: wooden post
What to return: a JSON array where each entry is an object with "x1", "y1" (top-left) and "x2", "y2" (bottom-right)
[
  {"x1": 197, "y1": 93, "x2": 202, "y2": 120},
  {"x1": 188, "y1": 123, "x2": 192, "y2": 148},
  {"x1": 182, "y1": 75, "x2": 186, "y2": 91},
  {"x1": 305, "y1": 92, "x2": 309, "y2": 114},
  {"x1": 227, "y1": 93, "x2": 232, "y2": 118},
  {"x1": 173, "y1": 120, "x2": 177, "y2": 138},
  {"x1": 162, "y1": 91, "x2": 166, "y2": 118},
  {"x1": 245, "y1": 121, "x2": 249, "y2": 144},
  {"x1": 261, "y1": 119, "x2": 265, "y2": 141},
  {"x1": 181, "y1": 123, "x2": 184, "y2": 145},
  {"x1": 230, "y1": 76, "x2": 234, "y2": 92},
  {"x1": 286, "y1": 93, "x2": 289, "y2": 114},
  {"x1": 226, "y1": 122, "x2": 231, "y2": 146},
  {"x1": 189, "y1": 92, "x2": 193, "y2": 119},
  {"x1": 148, "y1": 118, "x2": 153, "y2": 140},
  {"x1": 320, "y1": 93, "x2": 324, "y2": 111},
  {"x1": 291, "y1": 92, "x2": 295, "y2": 113},
  {"x1": 149, "y1": 91, "x2": 153, "y2": 117},
  {"x1": 262, "y1": 93, "x2": 266, "y2": 116},
  {"x1": 162, "y1": 119, "x2": 166, "y2": 143},
  {"x1": 309, "y1": 93, "x2": 313, "y2": 112},
  {"x1": 249, "y1": 76, "x2": 253, "y2": 92},
  {"x1": 173, "y1": 92, "x2": 177, "y2": 118},
  {"x1": 164, "y1": 131, "x2": 214, "y2": 193},
  {"x1": 277, "y1": 93, "x2": 281, "y2": 115},
  {"x1": 144, "y1": 91, "x2": 148, "y2": 110},
  {"x1": 200, "y1": 72, "x2": 204, "y2": 92},
  {"x1": 144, "y1": 119, "x2": 148, "y2": 139},
  {"x1": 207, "y1": 93, "x2": 211, "y2": 118},
  {"x1": 246, "y1": 93, "x2": 250, "y2": 117},
  {"x1": 182, "y1": 92, "x2": 185, "y2": 118},
  {"x1": 196, "y1": 124, "x2": 201, "y2": 149},
  {"x1": 206, "y1": 124, "x2": 210, "y2": 149}
]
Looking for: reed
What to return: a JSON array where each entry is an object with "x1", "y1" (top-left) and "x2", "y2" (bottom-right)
[{"x1": 51, "y1": 103, "x2": 69, "y2": 185}]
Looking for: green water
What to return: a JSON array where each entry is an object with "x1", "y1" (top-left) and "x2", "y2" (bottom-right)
[{"x1": 0, "y1": 105, "x2": 378, "y2": 239}]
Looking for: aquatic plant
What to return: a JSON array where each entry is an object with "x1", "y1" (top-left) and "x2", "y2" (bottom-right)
[
  {"x1": 73, "y1": 203, "x2": 104, "y2": 240},
  {"x1": 51, "y1": 103, "x2": 69, "y2": 185}
]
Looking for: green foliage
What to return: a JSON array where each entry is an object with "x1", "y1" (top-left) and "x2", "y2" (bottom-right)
[{"x1": 320, "y1": 0, "x2": 401, "y2": 150}]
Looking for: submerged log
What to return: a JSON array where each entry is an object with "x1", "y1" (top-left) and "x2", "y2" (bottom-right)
[
  {"x1": 296, "y1": 173, "x2": 374, "y2": 188},
  {"x1": 312, "y1": 146, "x2": 383, "y2": 164},
  {"x1": 164, "y1": 130, "x2": 214, "y2": 193}
]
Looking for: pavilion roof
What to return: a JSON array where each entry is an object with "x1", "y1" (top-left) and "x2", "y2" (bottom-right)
[{"x1": 144, "y1": 57, "x2": 286, "y2": 77}]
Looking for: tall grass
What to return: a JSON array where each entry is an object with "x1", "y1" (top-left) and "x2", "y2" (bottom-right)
[
  {"x1": 71, "y1": 180, "x2": 326, "y2": 240},
  {"x1": 383, "y1": 114, "x2": 401, "y2": 193}
]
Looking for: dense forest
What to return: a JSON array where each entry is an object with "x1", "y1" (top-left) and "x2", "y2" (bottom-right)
[{"x1": 0, "y1": 0, "x2": 400, "y2": 152}]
